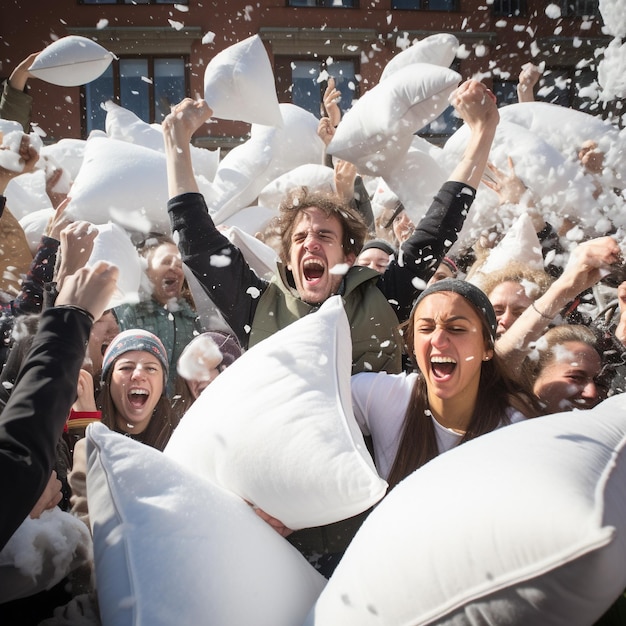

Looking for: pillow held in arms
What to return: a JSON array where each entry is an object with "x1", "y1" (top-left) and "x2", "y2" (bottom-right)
[
  {"x1": 86, "y1": 423, "x2": 326, "y2": 626},
  {"x1": 28, "y1": 35, "x2": 115, "y2": 87},
  {"x1": 164, "y1": 295, "x2": 388, "y2": 530},
  {"x1": 305, "y1": 394, "x2": 626, "y2": 626}
]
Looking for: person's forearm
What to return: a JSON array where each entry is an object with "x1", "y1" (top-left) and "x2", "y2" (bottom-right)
[
  {"x1": 448, "y1": 122, "x2": 497, "y2": 189},
  {"x1": 163, "y1": 130, "x2": 199, "y2": 197}
]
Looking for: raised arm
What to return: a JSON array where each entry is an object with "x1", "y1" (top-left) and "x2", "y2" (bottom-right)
[{"x1": 162, "y1": 98, "x2": 212, "y2": 197}]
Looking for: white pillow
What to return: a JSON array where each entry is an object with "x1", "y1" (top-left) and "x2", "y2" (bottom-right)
[
  {"x1": 204, "y1": 34, "x2": 282, "y2": 127},
  {"x1": 0, "y1": 508, "x2": 92, "y2": 604},
  {"x1": 164, "y1": 296, "x2": 388, "y2": 530},
  {"x1": 104, "y1": 101, "x2": 220, "y2": 182},
  {"x1": 19, "y1": 208, "x2": 54, "y2": 256},
  {"x1": 258, "y1": 164, "x2": 335, "y2": 212},
  {"x1": 0, "y1": 119, "x2": 24, "y2": 137},
  {"x1": 4, "y1": 169, "x2": 51, "y2": 221},
  {"x1": 380, "y1": 33, "x2": 459, "y2": 81},
  {"x1": 222, "y1": 224, "x2": 278, "y2": 280},
  {"x1": 40, "y1": 138, "x2": 86, "y2": 181},
  {"x1": 327, "y1": 63, "x2": 460, "y2": 174},
  {"x1": 86, "y1": 423, "x2": 326, "y2": 626},
  {"x1": 305, "y1": 394, "x2": 626, "y2": 626},
  {"x1": 66, "y1": 136, "x2": 170, "y2": 234},
  {"x1": 28, "y1": 35, "x2": 115, "y2": 87}
]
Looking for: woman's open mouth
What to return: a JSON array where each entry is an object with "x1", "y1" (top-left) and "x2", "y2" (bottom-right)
[{"x1": 431, "y1": 356, "x2": 457, "y2": 380}]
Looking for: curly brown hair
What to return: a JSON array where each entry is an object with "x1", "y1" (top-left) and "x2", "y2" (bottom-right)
[{"x1": 277, "y1": 187, "x2": 368, "y2": 265}]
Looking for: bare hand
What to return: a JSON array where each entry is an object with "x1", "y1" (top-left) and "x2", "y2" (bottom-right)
[
  {"x1": 9, "y1": 51, "x2": 41, "y2": 92},
  {"x1": 55, "y1": 219, "x2": 98, "y2": 288},
  {"x1": 56, "y1": 261, "x2": 119, "y2": 322},
  {"x1": 252, "y1": 505, "x2": 293, "y2": 538},
  {"x1": 334, "y1": 159, "x2": 357, "y2": 202},
  {"x1": 44, "y1": 197, "x2": 73, "y2": 240},
  {"x1": 322, "y1": 77, "x2": 342, "y2": 128},
  {"x1": 162, "y1": 98, "x2": 213, "y2": 146},
  {"x1": 517, "y1": 63, "x2": 542, "y2": 103},
  {"x1": 30, "y1": 471, "x2": 62, "y2": 519},
  {"x1": 73, "y1": 369, "x2": 98, "y2": 412},
  {"x1": 0, "y1": 134, "x2": 40, "y2": 191},
  {"x1": 317, "y1": 116, "x2": 335, "y2": 147},
  {"x1": 450, "y1": 79, "x2": 499, "y2": 131},
  {"x1": 45, "y1": 165, "x2": 70, "y2": 209}
]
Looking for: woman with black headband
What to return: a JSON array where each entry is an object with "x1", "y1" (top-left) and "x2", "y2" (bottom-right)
[{"x1": 352, "y1": 278, "x2": 540, "y2": 490}]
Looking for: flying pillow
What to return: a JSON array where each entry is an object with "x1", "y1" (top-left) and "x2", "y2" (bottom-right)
[
  {"x1": 204, "y1": 34, "x2": 282, "y2": 127},
  {"x1": 305, "y1": 394, "x2": 626, "y2": 625},
  {"x1": 40, "y1": 138, "x2": 86, "y2": 181},
  {"x1": 28, "y1": 35, "x2": 115, "y2": 87},
  {"x1": 164, "y1": 296, "x2": 388, "y2": 530},
  {"x1": 19, "y1": 208, "x2": 54, "y2": 256},
  {"x1": 380, "y1": 33, "x2": 459, "y2": 81},
  {"x1": 86, "y1": 423, "x2": 326, "y2": 626},
  {"x1": 327, "y1": 63, "x2": 460, "y2": 176}
]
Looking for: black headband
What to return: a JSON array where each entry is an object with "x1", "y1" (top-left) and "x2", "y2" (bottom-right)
[{"x1": 413, "y1": 278, "x2": 497, "y2": 341}]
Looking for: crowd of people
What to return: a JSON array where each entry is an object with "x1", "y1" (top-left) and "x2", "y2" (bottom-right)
[{"x1": 1, "y1": 50, "x2": 625, "y2": 625}]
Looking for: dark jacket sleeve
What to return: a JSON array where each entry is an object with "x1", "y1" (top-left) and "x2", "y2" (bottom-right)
[
  {"x1": 167, "y1": 192, "x2": 268, "y2": 349},
  {"x1": 377, "y1": 181, "x2": 476, "y2": 322},
  {"x1": 0, "y1": 306, "x2": 91, "y2": 550},
  {"x1": 0, "y1": 80, "x2": 33, "y2": 133}
]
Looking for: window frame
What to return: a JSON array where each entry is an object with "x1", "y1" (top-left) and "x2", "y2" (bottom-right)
[
  {"x1": 287, "y1": 0, "x2": 358, "y2": 7},
  {"x1": 491, "y1": 0, "x2": 527, "y2": 17},
  {"x1": 79, "y1": 0, "x2": 187, "y2": 5},
  {"x1": 558, "y1": 0, "x2": 600, "y2": 17}
]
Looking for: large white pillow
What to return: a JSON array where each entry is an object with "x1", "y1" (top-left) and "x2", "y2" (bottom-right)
[
  {"x1": 104, "y1": 102, "x2": 220, "y2": 182},
  {"x1": 19, "y1": 208, "x2": 54, "y2": 256},
  {"x1": 86, "y1": 423, "x2": 326, "y2": 626},
  {"x1": 380, "y1": 33, "x2": 459, "y2": 81},
  {"x1": 305, "y1": 394, "x2": 626, "y2": 625},
  {"x1": 327, "y1": 63, "x2": 460, "y2": 175},
  {"x1": 204, "y1": 34, "x2": 282, "y2": 127},
  {"x1": 40, "y1": 138, "x2": 86, "y2": 181},
  {"x1": 66, "y1": 136, "x2": 170, "y2": 234},
  {"x1": 28, "y1": 35, "x2": 115, "y2": 87},
  {"x1": 164, "y1": 296, "x2": 388, "y2": 530}
]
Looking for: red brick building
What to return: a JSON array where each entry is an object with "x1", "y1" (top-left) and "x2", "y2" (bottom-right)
[{"x1": 0, "y1": 0, "x2": 615, "y2": 149}]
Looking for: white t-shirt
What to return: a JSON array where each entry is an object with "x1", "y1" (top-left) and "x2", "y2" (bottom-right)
[{"x1": 351, "y1": 371, "x2": 526, "y2": 480}]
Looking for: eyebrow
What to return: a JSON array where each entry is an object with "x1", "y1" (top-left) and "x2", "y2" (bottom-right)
[{"x1": 416, "y1": 315, "x2": 472, "y2": 324}]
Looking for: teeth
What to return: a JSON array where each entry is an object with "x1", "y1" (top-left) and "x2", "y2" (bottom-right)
[
  {"x1": 431, "y1": 356, "x2": 456, "y2": 364},
  {"x1": 129, "y1": 389, "x2": 149, "y2": 396},
  {"x1": 304, "y1": 259, "x2": 324, "y2": 268}
]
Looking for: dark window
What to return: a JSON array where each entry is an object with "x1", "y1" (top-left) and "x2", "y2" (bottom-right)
[
  {"x1": 274, "y1": 58, "x2": 357, "y2": 117},
  {"x1": 84, "y1": 56, "x2": 186, "y2": 134},
  {"x1": 559, "y1": 0, "x2": 599, "y2": 16},
  {"x1": 493, "y1": 80, "x2": 519, "y2": 107},
  {"x1": 492, "y1": 0, "x2": 526, "y2": 16},
  {"x1": 288, "y1": 0, "x2": 357, "y2": 6},
  {"x1": 392, "y1": 0, "x2": 457, "y2": 9}
]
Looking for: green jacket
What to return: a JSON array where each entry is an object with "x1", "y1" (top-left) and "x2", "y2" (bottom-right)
[
  {"x1": 250, "y1": 263, "x2": 402, "y2": 375},
  {"x1": 0, "y1": 81, "x2": 33, "y2": 133}
]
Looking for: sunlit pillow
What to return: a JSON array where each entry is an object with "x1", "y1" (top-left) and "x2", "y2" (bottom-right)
[
  {"x1": 306, "y1": 394, "x2": 626, "y2": 625},
  {"x1": 380, "y1": 33, "x2": 459, "y2": 81},
  {"x1": 204, "y1": 34, "x2": 282, "y2": 127},
  {"x1": 28, "y1": 35, "x2": 115, "y2": 87},
  {"x1": 40, "y1": 138, "x2": 86, "y2": 182},
  {"x1": 327, "y1": 63, "x2": 460, "y2": 175},
  {"x1": 19, "y1": 208, "x2": 54, "y2": 256},
  {"x1": 86, "y1": 423, "x2": 326, "y2": 626},
  {"x1": 66, "y1": 136, "x2": 170, "y2": 234},
  {"x1": 164, "y1": 296, "x2": 388, "y2": 530}
]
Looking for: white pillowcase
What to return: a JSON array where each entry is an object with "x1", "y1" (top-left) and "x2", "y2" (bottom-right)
[
  {"x1": 86, "y1": 423, "x2": 326, "y2": 626},
  {"x1": 380, "y1": 33, "x2": 459, "y2": 81},
  {"x1": 66, "y1": 136, "x2": 170, "y2": 234},
  {"x1": 305, "y1": 394, "x2": 626, "y2": 626},
  {"x1": 164, "y1": 296, "x2": 388, "y2": 530},
  {"x1": 204, "y1": 34, "x2": 282, "y2": 127},
  {"x1": 28, "y1": 35, "x2": 115, "y2": 87},
  {"x1": 327, "y1": 63, "x2": 460, "y2": 176}
]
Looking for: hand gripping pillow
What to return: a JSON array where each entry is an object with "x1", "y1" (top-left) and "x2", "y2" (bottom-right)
[
  {"x1": 305, "y1": 394, "x2": 626, "y2": 626},
  {"x1": 204, "y1": 34, "x2": 282, "y2": 127},
  {"x1": 86, "y1": 423, "x2": 326, "y2": 626},
  {"x1": 327, "y1": 63, "x2": 460, "y2": 175},
  {"x1": 28, "y1": 35, "x2": 115, "y2": 87},
  {"x1": 380, "y1": 33, "x2": 459, "y2": 81},
  {"x1": 164, "y1": 296, "x2": 388, "y2": 530}
]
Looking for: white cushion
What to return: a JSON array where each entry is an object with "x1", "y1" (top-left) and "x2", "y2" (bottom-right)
[
  {"x1": 222, "y1": 224, "x2": 278, "y2": 280},
  {"x1": 0, "y1": 508, "x2": 92, "y2": 604},
  {"x1": 86, "y1": 423, "x2": 326, "y2": 626},
  {"x1": 40, "y1": 138, "x2": 86, "y2": 182},
  {"x1": 258, "y1": 164, "x2": 335, "y2": 212},
  {"x1": 305, "y1": 394, "x2": 626, "y2": 626},
  {"x1": 327, "y1": 63, "x2": 460, "y2": 176},
  {"x1": 4, "y1": 169, "x2": 51, "y2": 221},
  {"x1": 380, "y1": 33, "x2": 459, "y2": 81},
  {"x1": 0, "y1": 119, "x2": 24, "y2": 136},
  {"x1": 104, "y1": 101, "x2": 220, "y2": 182},
  {"x1": 203, "y1": 34, "x2": 282, "y2": 127},
  {"x1": 66, "y1": 136, "x2": 170, "y2": 234},
  {"x1": 599, "y1": 0, "x2": 626, "y2": 38},
  {"x1": 19, "y1": 208, "x2": 54, "y2": 256},
  {"x1": 28, "y1": 35, "x2": 114, "y2": 87},
  {"x1": 164, "y1": 296, "x2": 388, "y2": 530}
]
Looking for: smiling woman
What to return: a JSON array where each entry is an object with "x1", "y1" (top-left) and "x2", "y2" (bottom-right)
[{"x1": 351, "y1": 278, "x2": 541, "y2": 490}]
